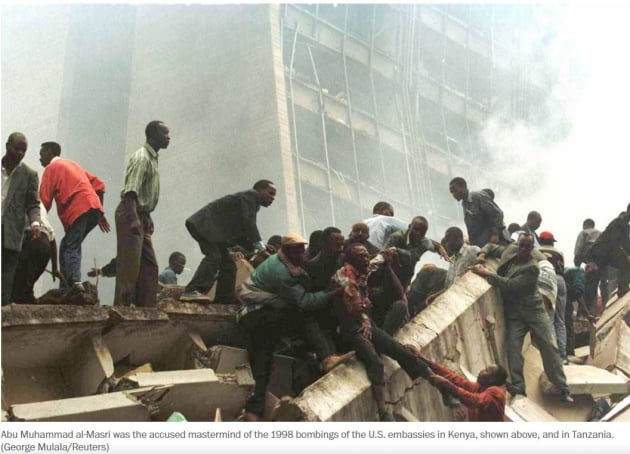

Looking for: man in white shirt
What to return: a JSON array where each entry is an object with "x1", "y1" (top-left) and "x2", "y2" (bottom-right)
[{"x1": 362, "y1": 201, "x2": 407, "y2": 249}]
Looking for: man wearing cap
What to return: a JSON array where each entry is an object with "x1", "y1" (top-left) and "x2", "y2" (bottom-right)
[
  {"x1": 237, "y1": 233, "x2": 353, "y2": 421},
  {"x1": 539, "y1": 231, "x2": 568, "y2": 359},
  {"x1": 181, "y1": 179, "x2": 276, "y2": 303},
  {"x1": 472, "y1": 233, "x2": 573, "y2": 402}
]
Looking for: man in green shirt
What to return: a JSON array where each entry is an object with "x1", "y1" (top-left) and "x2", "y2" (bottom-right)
[{"x1": 114, "y1": 121, "x2": 170, "y2": 307}]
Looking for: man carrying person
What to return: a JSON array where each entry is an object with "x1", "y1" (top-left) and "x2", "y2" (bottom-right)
[
  {"x1": 115, "y1": 120, "x2": 170, "y2": 307},
  {"x1": 181, "y1": 179, "x2": 276, "y2": 303},
  {"x1": 448, "y1": 177, "x2": 507, "y2": 248},
  {"x1": 472, "y1": 233, "x2": 573, "y2": 402},
  {"x1": 237, "y1": 233, "x2": 353, "y2": 421},
  {"x1": 39, "y1": 141, "x2": 110, "y2": 289},
  {"x1": 2, "y1": 132, "x2": 41, "y2": 305}
]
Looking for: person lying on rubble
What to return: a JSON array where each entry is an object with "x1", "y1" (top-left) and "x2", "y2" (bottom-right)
[
  {"x1": 237, "y1": 233, "x2": 354, "y2": 422},
  {"x1": 405, "y1": 344, "x2": 507, "y2": 422},
  {"x1": 332, "y1": 244, "x2": 460, "y2": 421},
  {"x1": 471, "y1": 233, "x2": 573, "y2": 403}
]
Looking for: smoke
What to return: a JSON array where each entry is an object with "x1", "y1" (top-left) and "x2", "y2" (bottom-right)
[{"x1": 476, "y1": 3, "x2": 630, "y2": 263}]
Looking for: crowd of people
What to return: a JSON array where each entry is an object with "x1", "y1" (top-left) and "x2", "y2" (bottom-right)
[{"x1": 2, "y1": 126, "x2": 629, "y2": 421}]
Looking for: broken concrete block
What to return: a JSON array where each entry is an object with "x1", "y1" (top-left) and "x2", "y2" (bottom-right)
[
  {"x1": 66, "y1": 334, "x2": 114, "y2": 397},
  {"x1": 615, "y1": 321, "x2": 630, "y2": 377},
  {"x1": 505, "y1": 395, "x2": 558, "y2": 422},
  {"x1": 10, "y1": 391, "x2": 150, "y2": 421},
  {"x1": 208, "y1": 345, "x2": 249, "y2": 374},
  {"x1": 589, "y1": 292, "x2": 629, "y2": 369},
  {"x1": 541, "y1": 365, "x2": 629, "y2": 395},
  {"x1": 132, "y1": 369, "x2": 251, "y2": 421}
]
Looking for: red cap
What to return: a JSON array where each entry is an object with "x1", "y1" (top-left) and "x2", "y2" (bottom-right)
[{"x1": 539, "y1": 231, "x2": 556, "y2": 242}]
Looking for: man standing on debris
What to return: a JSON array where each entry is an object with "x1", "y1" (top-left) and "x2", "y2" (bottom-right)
[
  {"x1": 588, "y1": 204, "x2": 630, "y2": 306},
  {"x1": 39, "y1": 141, "x2": 110, "y2": 289},
  {"x1": 332, "y1": 244, "x2": 460, "y2": 421},
  {"x1": 181, "y1": 179, "x2": 276, "y2": 303},
  {"x1": 448, "y1": 177, "x2": 507, "y2": 248},
  {"x1": 405, "y1": 344, "x2": 507, "y2": 422},
  {"x1": 237, "y1": 233, "x2": 353, "y2": 421},
  {"x1": 115, "y1": 121, "x2": 170, "y2": 307},
  {"x1": 472, "y1": 233, "x2": 573, "y2": 403},
  {"x1": 2, "y1": 132, "x2": 41, "y2": 305}
]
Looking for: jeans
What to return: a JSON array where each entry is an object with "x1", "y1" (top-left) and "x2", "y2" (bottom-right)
[{"x1": 59, "y1": 208, "x2": 100, "y2": 287}]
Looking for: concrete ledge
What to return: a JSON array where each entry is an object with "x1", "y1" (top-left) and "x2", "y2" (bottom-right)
[
  {"x1": 10, "y1": 392, "x2": 150, "y2": 422},
  {"x1": 562, "y1": 365, "x2": 629, "y2": 395}
]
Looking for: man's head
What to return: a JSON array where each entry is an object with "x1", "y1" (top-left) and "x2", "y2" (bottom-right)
[
  {"x1": 516, "y1": 233, "x2": 535, "y2": 261},
  {"x1": 267, "y1": 235, "x2": 282, "y2": 252},
  {"x1": 253, "y1": 179, "x2": 276, "y2": 207},
  {"x1": 345, "y1": 244, "x2": 371, "y2": 274},
  {"x1": 4, "y1": 132, "x2": 28, "y2": 167},
  {"x1": 168, "y1": 251, "x2": 186, "y2": 275},
  {"x1": 373, "y1": 201, "x2": 394, "y2": 216},
  {"x1": 145, "y1": 121, "x2": 170, "y2": 151},
  {"x1": 507, "y1": 223, "x2": 521, "y2": 235},
  {"x1": 39, "y1": 141, "x2": 61, "y2": 167},
  {"x1": 408, "y1": 216, "x2": 428, "y2": 245},
  {"x1": 477, "y1": 364, "x2": 508, "y2": 390},
  {"x1": 539, "y1": 231, "x2": 556, "y2": 247},
  {"x1": 526, "y1": 211, "x2": 542, "y2": 231},
  {"x1": 481, "y1": 188, "x2": 495, "y2": 200},
  {"x1": 448, "y1": 177, "x2": 468, "y2": 202},
  {"x1": 443, "y1": 226, "x2": 464, "y2": 255},
  {"x1": 349, "y1": 222, "x2": 370, "y2": 243},
  {"x1": 582, "y1": 218, "x2": 595, "y2": 230},
  {"x1": 280, "y1": 233, "x2": 308, "y2": 266},
  {"x1": 321, "y1": 226, "x2": 344, "y2": 254}
]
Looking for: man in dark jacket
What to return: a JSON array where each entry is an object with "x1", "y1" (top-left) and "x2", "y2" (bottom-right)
[
  {"x1": 588, "y1": 204, "x2": 630, "y2": 305},
  {"x1": 472, "y1": 233, "x2": 573, "y2": 402},
  {"x1": 449, "y1": 177, "x2": 507, "y2": 248},
  {"x1": 181, "y1": 180, "x2": 276, "y2": 302}
]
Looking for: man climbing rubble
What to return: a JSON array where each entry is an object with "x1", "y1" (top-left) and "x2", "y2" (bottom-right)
[{"x1": 237, "y1": 233, "x2": 354, "y2": 421}]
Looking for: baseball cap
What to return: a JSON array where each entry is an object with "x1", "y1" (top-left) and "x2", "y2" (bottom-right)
[
  {"x1": 281, "y1": 233, "x2": 308, "y2": 246},
  {"x1": 539, "y1": 231, "x2": 556, "y2": 242}
]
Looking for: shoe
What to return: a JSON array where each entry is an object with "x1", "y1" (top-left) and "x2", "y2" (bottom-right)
[
  {"x1": 441, "y1": 391, "x2": 461, "y2": 408},
  {"x1": 322, "y1": 351, "x2": 355, "y2": 373},
  {"x1": 378, "y1": 410, "x2": 395, "y2": 422},
  {"x1": 180, "y1": 290, "x2": 208, "y2": 301},
  {"x1": 506, "y1": 383, "x2": 526, "y2": 396},
  {"x1": 559, "y1": 391, "x2": 574, "y2": 403}
]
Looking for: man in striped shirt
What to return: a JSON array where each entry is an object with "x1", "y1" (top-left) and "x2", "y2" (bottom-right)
[{"x1": 114, "y1": 121, "x2": 170, "y2": 307}]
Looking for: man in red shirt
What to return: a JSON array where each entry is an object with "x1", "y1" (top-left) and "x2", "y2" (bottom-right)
[
  {"x1": 39, "y1": 141, "x2": 110, "y2": 288},
  {"x1": 406, "y1": 344, "x2": 507, "y2": 422}
]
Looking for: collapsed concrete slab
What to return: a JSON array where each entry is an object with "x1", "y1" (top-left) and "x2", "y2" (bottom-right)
[
  {"x1": 558, "y1": 365, "x2": 629, "y2": 395},
  {"x1": 600, "y1": 395, "x2": 630, "y2": 422},
  {"x1": 589, "y1": 293, "x2": 630, "y2": 369},
  {"x1": 505, "y1": 395, "x2": 557, "y2": 422},
  {"x1": 132, "y1": 368, "x2": 252, "y2": 421},
  {"x1": 9, "y1": 391, "x2": 151, "y2": 422}
]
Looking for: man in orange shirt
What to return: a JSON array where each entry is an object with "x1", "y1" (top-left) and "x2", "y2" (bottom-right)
[
  {"x1": 39, "y1": 141, "x2": 110, "y2": 288},
  {"x1": 406, "y1": 344, "x2": 507, "y2": 421}
]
